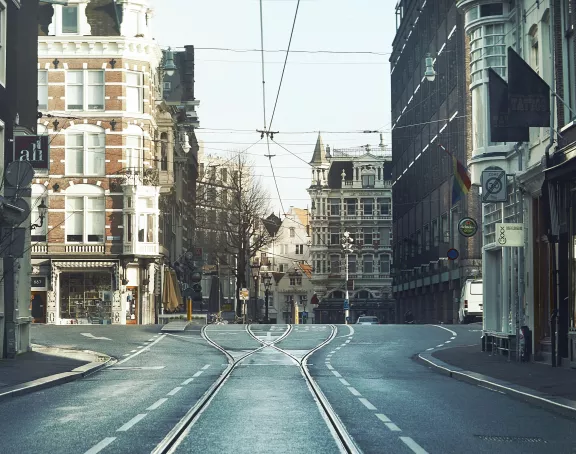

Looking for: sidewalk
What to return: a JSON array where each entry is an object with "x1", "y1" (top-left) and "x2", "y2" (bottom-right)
[
  {"x1": 419, "y1": 344, "x2": 576, "y2": 419},
  {"x1": 0, "y1": 345, "x2": 112, "y2": 402}
]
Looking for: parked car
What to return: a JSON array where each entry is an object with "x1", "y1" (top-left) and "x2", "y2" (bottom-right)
[
  {"x1": 356, "y1": 316, "x2": 379, "y2": 325},
  {"x1": 458, "y1": 279, "x2": 483, "y2": 324}
]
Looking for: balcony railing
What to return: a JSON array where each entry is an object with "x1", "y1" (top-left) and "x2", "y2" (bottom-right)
[
  {"x1": 65, "y1": 245, "x2": 105, "y2": 253},
  {"x1": 31, "y1": 244, "x2": 48, "y2": 254},
  {"x1": 110, "y1": 167, "x2": 160, "y2": 189},
  {"x1": 124, "y1": 243, "x2": 159, "y2": 255}
]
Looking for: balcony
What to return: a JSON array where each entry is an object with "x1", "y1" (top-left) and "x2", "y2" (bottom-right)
[
  {"x1": 31, "y1": 245, "x2": 48, "y2": 254},
  {"x1": 110, "y1": 168, "x2": 160, "y2": 189},
  {"x1": 123, "y1": 243, "x2": 159, "y2": 256},
  {"x1": 65, "y1": 245, "x2": 105, "y2": 254}
]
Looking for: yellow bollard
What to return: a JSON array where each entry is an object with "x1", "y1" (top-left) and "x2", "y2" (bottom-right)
[{"x1": 187, "y1": 297, "x2": 192, "y2": 321}]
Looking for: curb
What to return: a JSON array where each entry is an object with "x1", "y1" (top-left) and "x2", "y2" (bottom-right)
[
  {"x1": 417, "y1": 351, "x2": 576, "y2": 420},
  {"x1": 0, "y1": 350, "x2": 114, "y2": 403}
]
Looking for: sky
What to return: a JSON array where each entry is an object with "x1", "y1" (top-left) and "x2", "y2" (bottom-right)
[{"x1": 153, "y1": 0, "x2": 396, "y2": 214}]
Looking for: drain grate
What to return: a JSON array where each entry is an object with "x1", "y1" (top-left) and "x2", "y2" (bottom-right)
[{"x1": 475, "y1": 435, "x2": 546, "y2": 443}]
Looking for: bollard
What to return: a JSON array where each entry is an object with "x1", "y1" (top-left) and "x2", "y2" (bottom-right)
[{"x1": 187, "y1": 297, "x2": 192, "y2": 321}]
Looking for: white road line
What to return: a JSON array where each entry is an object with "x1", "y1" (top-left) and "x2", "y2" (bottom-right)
[
  {"x1": 136, "y1": 346, "x2": 143, "y2": 349},
  {"x1": 358, "y1": 398, "x2": 377, "y2": 410},
  {"x1": 426, "y1": 348, "x2": 434, "y2": 351},
  {"x1": 117, "y1": 414, "x2": 147, "y2": 432},
  {"x1": 116, "y1": 335, "x2": 167, "y2": 365},
  {"x1": 445, "y1": 340, "x2": 451, "y2": 343},
  {"x1": 146, "y1": 398, "x2": 168, "y2": 410},
  {"x1": 148, "y1": 338, "x2": 156, "y2": 342},
  {"x1": 122, "y1": 354, "x2": 130, "y2": 357},
  {"x1": 433, "y1": 325, "x2": 457, "y2": 336},
  {"x1": 340, "y1": 344, "x2": 347, "y2": 347},
  {"x1": 345, "y1": 340, "x2": 351, "y2": 343},
  {"x1": 400, "y1": 436, "x2": 429, "y2": 454},
  {"x1": 331, "y1": 370, "x2": 342, "y2": 378},
  {"x1": 84, "y1": 437, "x2": 116, "y2": 454},
  {"x1": 192, "y1": 371, "x2": 204, "y2": 378},
  {"x1": 336, "y1": 347, "x2": 342, "y2": 350},
  {"x1": 130, "y1": 350, "x2": 137, "y2": 353},
  {"x1": 326, "y1": 363, "x2": 334, "y2": 370},
  {"x1": 202, "y1": 364, "x2": 211, "y2": 370},
  {"x1": 477, "y1": 384, "x2": 505, "y2": 394},
  {"x1": 348, "y1": 387, "x2": 361, "y2": 397},
  {"x1": 450, "y1": 336, "x2": 456, "y2": 340},
  {"x1": 167, "y1": 387, "x2": 182, "y2": 396},
  {"x1": 347, "y1": 325, "x2": 355, "y2": 336},
  {"x1": 436, "y1": 344, "x2": 443, "y2": 348},
  {"x1": 339, "y1": 378, "x2": 350, "y2": 386},
  {"x1": 375, "y1": 413, "x2": 391, "y2": 423},
  {"x1": 386, "y1": 423, "x2": 402, "y2": 432},
  {"x1": 181, "y1": 378, "x2": 194, "y2": 385},
  {"x1": 330, "y1": 351, "x2": 336, "y2": 354}
]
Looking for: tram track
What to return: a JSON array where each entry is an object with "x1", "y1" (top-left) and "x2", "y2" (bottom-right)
[{"x1": 152, "y1": 324, "x2": 360, "y2": 454}]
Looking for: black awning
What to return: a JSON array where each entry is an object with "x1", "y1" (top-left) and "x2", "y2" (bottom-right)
[{"x1": 545, "y1": 154, "x2": 576, "y2": 181}]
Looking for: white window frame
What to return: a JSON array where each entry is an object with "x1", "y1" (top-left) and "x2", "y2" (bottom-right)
[
  {"x1": 38, "y1": 70, "x2": 48, "y2": 110},
  {"x1": 65, "y1": 130, "x2": 105, "y2": 176},
  {"x1": 0, "y1": 0, "x2": 6, "y2": 87},
  {"x1": 363, "y1": 254, "x2": 373, "y2": 274},
  {"x1": 65, "y1": 195, "x2": 105, "y2": 244},
  {"x1": 126, "y1": 71, "x2": 144, "y2": 114},
  {"x1": 65, "y1": 70, "x2": 105, "y2": 111},
  {"x1": 61, "y1": 4, "x2": 79, "y2": 34}
]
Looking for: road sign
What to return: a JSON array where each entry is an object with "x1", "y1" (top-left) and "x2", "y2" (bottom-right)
[
  {"x1": 193, "y1": 247, "x2": 203, "y2": 258},
  {"x1": 343, "y1": 299, "x2": 350, "y2": 310},
  {"x1": 447, "y1": 248, "x2": 459, "y2": 260},
  {"x1": 458, "y1": 217, "x2": 478, "y2": 237},
  {"x1": 240, "y1": 288, "x2": 249, "y2": 300},
  {"x1": 192, "y1": 283, "x2": 202, "y2": 293},
  {"x1": 495, "y1": 223, "x2": 524, "y2": 247},
  {"x1": 481, "y1": 169, "x2": 507, "y2": 203}
]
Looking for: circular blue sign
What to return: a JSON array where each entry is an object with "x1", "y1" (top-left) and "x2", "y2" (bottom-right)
[{"x1": 447, "y1": 248, "x2": 459, "y2": 260}]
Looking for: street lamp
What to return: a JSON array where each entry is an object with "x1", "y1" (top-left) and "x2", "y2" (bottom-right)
[
  {"x1": 342, "y1": 231, "x2": 354, "y2": 325},
  {"x1": 424, "y1": 53, "x2": 436, "y2": 82},
  {"x1": 31, "y1": 200, "x2": 48, "y2": 230},
  {"x1": 163, "y1": 48, "x2": 177, "y2": 76},
  {"x1": 250, "y1": 262, "x2": 262, "y2": 322},
  {"x1": 263, "y1": 272, "x2": 273, "y2": 323}
]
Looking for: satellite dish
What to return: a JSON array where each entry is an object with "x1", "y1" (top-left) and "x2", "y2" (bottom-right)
[{"x1": 5, "y1": 161, "x2": 34, "y2": 187}]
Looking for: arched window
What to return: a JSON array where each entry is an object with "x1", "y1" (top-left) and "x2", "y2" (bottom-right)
[
  {"x1": 65, "y1": 184, "x2": 105, "y2": 243},
  {"x1": 65, "y1": 124, "x2": 105, "y2": 176},
  {"x1": 31, "y1": 184, "x2": 48, "y2": 242}
]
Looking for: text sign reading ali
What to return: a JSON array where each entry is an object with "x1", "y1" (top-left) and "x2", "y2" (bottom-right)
[{"x1": 14, "y1": 136, "x2": 49, "y2": 169}]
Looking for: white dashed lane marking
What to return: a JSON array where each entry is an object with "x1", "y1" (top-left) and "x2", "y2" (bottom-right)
[
  {"x1": 202, "y1": 364, "x2": 211, "y2": 370},
  {"x1": 386, "y1": 423, "x2": 402, "y2": 432},
  {"x1": 376, "y1": 413, "x2": 391, "y2": 423},
  {"x1": 117, "y1": 414, "x2": 147, "y2": 432},
  {"x1": 400, "y1": 436, "x2": 429, "y2": 454},
  {"x1": 331, "y1": 370, "x2": 342, "y2": 378},
  {"x1": 167, "y1": 387, "x2": 182, "y2": 396},
  {"x1": 326, "y1": 364, "x2": 334, "y2": 370},
  {"x1": 146, "y1": 398, "x2": 168, "y2": 411},
  {"x1": 348, "y1": 387, "x2": 361, "y2": 397},
  {"x1": 358, "y1": 398, "x2": 377, "y2": 410},
  {"x1": 181, "y1": 378, "x2": 194, "y2": 385},
  {"x1": 83, "y1": 437, "x2": 116, "y2": 454},
  {"x1": 192, "y1": 371, "x2": 204, "y2": 378}
]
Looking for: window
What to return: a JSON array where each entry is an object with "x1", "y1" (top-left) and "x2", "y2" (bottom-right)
[
  {"x1": 221, "y1": 168, "x2": 227, "y2": 183},
  {"x1": 362, "y1": 174, "x2": 375, "y2": 188},
  {"x1": 363, "y1": 255, "x2": 373, "y2": 273},
  {"x1": 66, "y1": 70, "x2": 104, "y2": 111},
  {"x1": 378, "y1": 198, "x2": 391, "y2": 215},
  {"x1": 432, "y1": 219, "x2": 439, "y2": 247},
  {"x1": 330, "y1": 228, "x2": 340, "y2": 245},
  {"x1": 363, "y1": 229, "x2": 373, "y2": 245},
  {"x1": 441, "y1": 214, "x2": 449, "y2": 243},
  {"x1": 329, "y1": 199, "x2": 340, "y2": 216},
  {"x1": 138, "y1": 196, "x2": 155, "y2": 243},
  {"x1": 295, "y1": 244, "x2": 304, "y2": 254},
  {"x1": 330, "y1": 255, "x2": 340, "y2": 274},
  {"x1": 480, "y1": 3, "x2": 503, "y2": 17},
  {"x1": 66, "y1": 196, "x2": 105, "y2": 243},
  {"x1": 423, "y1": 225, "x2": 430, "y2": 250},
  {"x1": 126, "y1": 135, "x2": 143, "y2": 170},
  {"x1": 163, "y1": 81, "x2": 171, "y2": 91},
  {"x1": 279, "y1": 263, "x2": 286, "y2": 272},
  {"x1": 529, "y1": 26, "x2": 539, "y2": 72},
  {"x1": 289, "y1": 277, "x2": 302, "y2": 286},
  {"x1": 563, "y1": 0, "x2": 576, "y2": 120},
  {"x1": 126, "y1": 71, "x2": 144, "y2": 113},
  {"x1": 379, "y1": 227, "x2": 391, "y2": 246},
  {"x1": 62, "y1": 5, "x2": 79, "y2": 33},
  {"x1": 289, "y1": 227, "x2": 295, "y2": 238},
  {"x1": 0, "y1": 0, "x2": 5, "y2": 85},
  {"x1": 38, "y1": 70, "x2": 48, "y2": 110},
  {"x1": 362, "y1": 199, "x2": 373, "y2": 215},
  {"x1": 346, "y1": 199, "x2": 356, "y2": 215},
  {"x1": 66, "y1": 131, "x2": 105, "y2": 176},
  {"x1": 379, "y1": 254, "x2": 390, "y2": 274},
  {"x1": 160, "y1": 132, "x2": 168, "y2": 171},
  {"x1": 416, "y1": 230, "x2": 422, "y2": 254},
  {"x1": 348, "y1": 255, "x2": 357, "y2": 273}
]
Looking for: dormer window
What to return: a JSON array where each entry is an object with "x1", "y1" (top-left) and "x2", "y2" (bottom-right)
[
  {"x1": 62, "y1": 6, "x2": 79, "y2": 33},
  {"x1": 362, "y1": 174, "x2": 375, "y2": 188}
]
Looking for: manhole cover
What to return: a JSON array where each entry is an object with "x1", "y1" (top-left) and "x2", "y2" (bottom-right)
[{"x1": 475, "y1": 435, "x2": 546, "y2": 443}]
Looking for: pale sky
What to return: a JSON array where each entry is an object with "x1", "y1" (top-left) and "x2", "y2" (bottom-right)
[{"x1": 153, "y1": 0, "x2": 396, "y2": 214}]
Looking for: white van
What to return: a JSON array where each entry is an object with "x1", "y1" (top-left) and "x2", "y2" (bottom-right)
[{"x1": 458, "y1": 279, "x2": 483, "y2": 324}]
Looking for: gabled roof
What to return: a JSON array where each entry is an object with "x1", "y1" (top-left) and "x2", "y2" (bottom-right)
[
  {"x1": 298, "y1": 263, "x2": 312, "y2": 278},
  {"x1": 309, "y1": 133, "x2": 328, "y2": 165}
]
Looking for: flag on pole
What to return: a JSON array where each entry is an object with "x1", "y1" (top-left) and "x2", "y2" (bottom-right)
[{"x1": 437, "y1": 144, "x2": 471, "y2": 204}]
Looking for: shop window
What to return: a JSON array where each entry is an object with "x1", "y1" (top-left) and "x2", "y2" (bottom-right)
[{"x1": 59, "y1": 272, "x2": 112, "y2": 322}]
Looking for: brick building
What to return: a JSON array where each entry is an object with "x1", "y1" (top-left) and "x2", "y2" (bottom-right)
[{"x1": 33, "y1": 0, "x2": 193, "y2": 325}]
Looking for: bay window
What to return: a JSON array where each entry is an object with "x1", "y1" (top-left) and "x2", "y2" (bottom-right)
[
  {"x1": 137, "y1": 197, "x2": 156, "y2": 243},
  {"x1": 38, "y1": 70, "x2": 48, "y2": 110}
]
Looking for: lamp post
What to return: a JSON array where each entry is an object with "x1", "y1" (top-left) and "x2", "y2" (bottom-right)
[
  {"x1": 424, "y1": 53, "x2": 436, "y2": 82},
  {"x1": 250, "y1": 262, "x2": 262, "y2": 322},
  {"x1": 263, "y1": 272, "x2": 272, "y2": 323},
  {"x1": 342, "y1": 231, "x2": 354, "y2": 325},
  {"x1": 30, "y1": 200, "x2": 48, "y2": 230}
]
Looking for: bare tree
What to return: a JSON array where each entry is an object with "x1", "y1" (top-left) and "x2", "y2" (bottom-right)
[{"x1": 195, "y1": 153, "x2": 273, "y2": 316}]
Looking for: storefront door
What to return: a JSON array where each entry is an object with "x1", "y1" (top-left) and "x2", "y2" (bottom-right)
[
  {"x1": 126, "y1": 286, "x2": 138, "y2": 324},
  {"x1": 31, "y1": 291, "x2": 47, "y2": 323}
]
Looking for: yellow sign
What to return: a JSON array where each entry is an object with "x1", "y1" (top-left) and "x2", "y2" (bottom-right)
[{"x1": 240, "y1": 288, "x2": 249, "y2": 300}]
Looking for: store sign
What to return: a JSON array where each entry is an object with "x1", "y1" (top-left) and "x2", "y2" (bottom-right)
[
  {"x1": 495, "y1": 223, "x2": 524, "y2": 247},
  {"x1": 31, "y1": 277, "x2": 46, "y2": 288},
  {"x1": 458, "y1": 217, "x2": 478, "y2": 237},
  {"x1": 13, "y1": 136, "x2": 50, "y2": 169}
]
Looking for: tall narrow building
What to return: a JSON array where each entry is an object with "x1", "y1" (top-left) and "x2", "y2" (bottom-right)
[{"x1": 308, "y1": 135, "x2": 394, "y2": 323}]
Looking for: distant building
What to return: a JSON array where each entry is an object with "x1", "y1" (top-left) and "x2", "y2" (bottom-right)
[{"x1": 307, "y1": 134, "x2": 394, "y2": 324}]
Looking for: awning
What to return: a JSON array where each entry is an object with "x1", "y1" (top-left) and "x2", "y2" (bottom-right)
[
  {"x1": 162, "y1": 268, "x2": 182, "y2": 312},
  {"x1": 545, "y1": 155, "x2": 576, "y2": 181}
]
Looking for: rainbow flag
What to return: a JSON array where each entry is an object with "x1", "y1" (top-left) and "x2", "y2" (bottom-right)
[{"x1": 452, "y1": 154, "x2": 471, "y2": 204}]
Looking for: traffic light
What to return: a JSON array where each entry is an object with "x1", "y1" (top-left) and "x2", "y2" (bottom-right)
[{"x1": 192, "y1": 283, "x2": 202, "y2": 293}]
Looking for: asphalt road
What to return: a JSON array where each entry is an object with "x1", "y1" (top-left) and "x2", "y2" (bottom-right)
[{"x1": 2, "y1": 322, "x2": 574, "y2": 454}]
